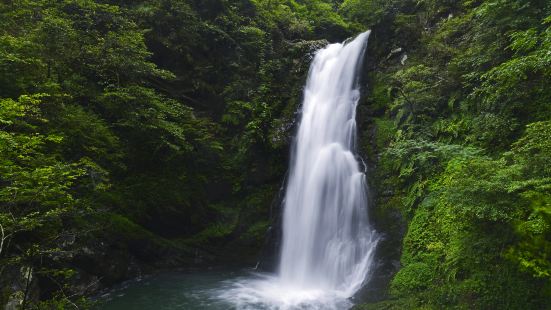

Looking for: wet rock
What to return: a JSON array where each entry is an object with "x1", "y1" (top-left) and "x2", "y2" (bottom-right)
[
  {"x1": 400, "y1": 54, "x2": 408, "y2": 65},
  {"x1": 386, "y1": 47, "x2": 403, "y2": 60},
  {"x1": 1, "y1": 266, "x2": 40, "y2": 310},
  {"x1": 67, "y1": 269, "x2": 102, "y2": 296},
  {"x1": 5, "y1": 291, "x2": 24, "y2": 310}
]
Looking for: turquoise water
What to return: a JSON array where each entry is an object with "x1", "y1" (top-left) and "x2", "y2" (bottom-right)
[
  {"x1": 95, "y1": 268, "x2": 246, "y2": 310},
  {"x1": 94, "y1": 268, "x2": 362, "y2": 310}
]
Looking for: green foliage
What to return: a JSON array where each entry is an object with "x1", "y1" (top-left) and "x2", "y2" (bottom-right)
[
  {"x1": 339, "y1": 0, "x2": 385, "y2": 27},
  {"x1": 2, "y1": 0, "x2": 549, "y2": 308},
  {"x1": 0, "y1": 95, "x2": 103, "y2": 307},
  {"x1": 0, "y1": 0, "x2": 355, "y2": 306},
  {"x1": 358, "y1": 0, "x2": 551, "y2": 308}
]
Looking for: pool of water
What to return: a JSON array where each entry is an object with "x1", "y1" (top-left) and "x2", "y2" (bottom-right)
[{"x1": 94, "y1": 268, "x2": 360, "y2": 310}]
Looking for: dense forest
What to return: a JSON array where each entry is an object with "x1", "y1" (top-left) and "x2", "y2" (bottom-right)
[{"x1": 0, "y1": 0, "x2": 549, "y2": 309}]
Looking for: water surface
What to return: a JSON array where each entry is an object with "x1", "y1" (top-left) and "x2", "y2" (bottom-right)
[{"x1": 95, "y1": 268, "x2": 362, "y2": 310}]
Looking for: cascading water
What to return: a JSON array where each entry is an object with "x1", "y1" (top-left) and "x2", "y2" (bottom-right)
[
  {"x1": 279, "y1": 29, "x2": 377, "y2": 297},
  {"x1": 217, "y1": 31, "x2": 378, "y2": 310}
]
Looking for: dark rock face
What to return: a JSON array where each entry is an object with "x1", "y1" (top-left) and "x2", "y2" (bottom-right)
[
  {"x1": 66, "y1": 269, "x2": 102, "y2": 297},
  {"x1": 72, "y1": 244, "x2": 138, "y2": 288},
  {"x1": 255, "y1": 182, "x2": 286, "y2": 272},
  {"x1": 352, "y1": 41, "x2": 407, "y2": 304},
  {"x1": 1, "y1": 266, "x2": 39, "y2": 310}
]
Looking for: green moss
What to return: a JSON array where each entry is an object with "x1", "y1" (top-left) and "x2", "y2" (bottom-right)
[
  {"x1": 373, "y1": 117, "x2": 397, "y2": 150},
  {"x1": 391, "y1": 262, "x2": 434, "y2": 296},
  {"x1": 100, "y1": 213, "x2": 169, "y2": 246},
  {"x1": 183, "y1": 223, "x2": 236, "y2": 247},
  {"x1": 369, "y1": 74, "x2": 393, "y2": 113},
  {"x1": 240, "y1": 220, "x2": 270, "y2": 243},
  {"x1": 354, "y1": 297, "x2": 428, "y2": 310}
]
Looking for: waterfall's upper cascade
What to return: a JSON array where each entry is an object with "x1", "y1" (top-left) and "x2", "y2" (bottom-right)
[
  {"x1": 217, "y1": 31, "x2": 378, "y2": 310},
  {"x1": 279, "y1": 29, "x2": 377, "y2": 297}
]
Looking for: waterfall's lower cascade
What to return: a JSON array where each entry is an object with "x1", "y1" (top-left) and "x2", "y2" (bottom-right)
[{"x1": 217, "y1": 31, "x2": 378, "y2": 310}]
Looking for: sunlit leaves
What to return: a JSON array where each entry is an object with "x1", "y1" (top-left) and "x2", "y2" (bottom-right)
[{"x1": 1, "y1": 95, "x2": 88, "y2": 262}]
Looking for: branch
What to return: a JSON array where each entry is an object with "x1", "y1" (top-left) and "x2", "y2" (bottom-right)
[{"x1": 0, "y1": 223, "x2": 4, "y2": 256}]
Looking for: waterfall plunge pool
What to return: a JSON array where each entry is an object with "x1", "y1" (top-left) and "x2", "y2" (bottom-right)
[{"x1": 94, "y1": 267, "x2": 368, "y2": 310}]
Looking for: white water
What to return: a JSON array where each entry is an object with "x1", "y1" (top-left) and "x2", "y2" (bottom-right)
[{"x1": 217, "y1": 31, "x2": 378, "y2": 310}]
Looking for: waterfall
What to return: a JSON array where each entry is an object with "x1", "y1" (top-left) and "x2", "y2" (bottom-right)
[
  {"x1": 278, "y1": 30, "x2": 377, "y2": 296},
  {"x1": 217, "y1": 31, "x2": 378, "y2": 310}
]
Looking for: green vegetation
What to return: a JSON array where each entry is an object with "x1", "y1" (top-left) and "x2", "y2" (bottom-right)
[
  {"x1": 0, "y1": 0, "x2": 353, "y2": 307},
  {"x1": 0, "y1": 0, "x2": 549, "y2": 308},
  {"x1": 350, "y1": 0, "x2": 551, "y2": 308}
]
